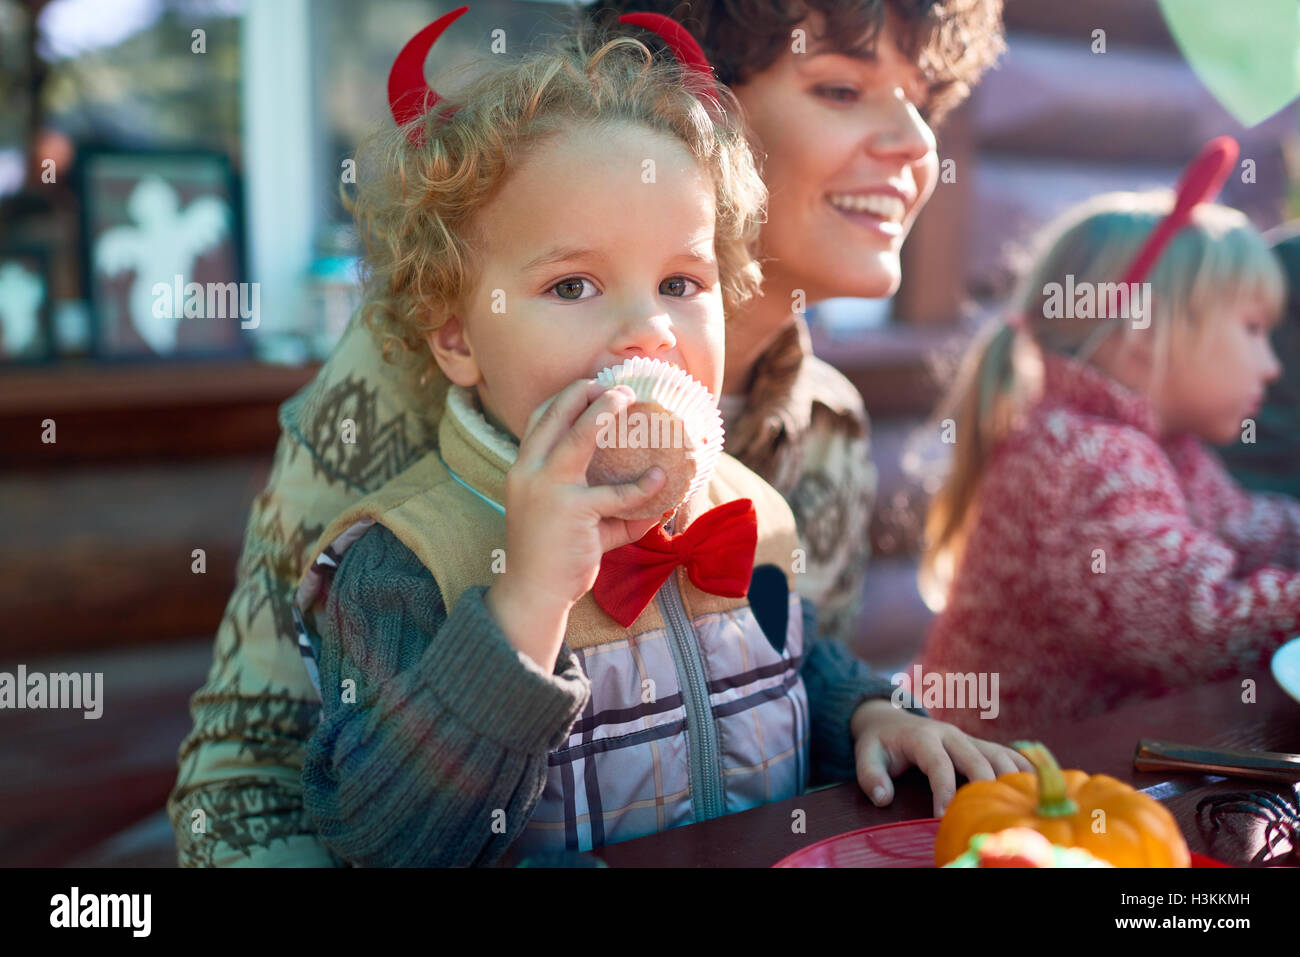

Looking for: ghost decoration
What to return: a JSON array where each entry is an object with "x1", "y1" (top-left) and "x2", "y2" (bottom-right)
[
  {"x1": 0, "y1": 261, "x2": 46, "y2": 357},
  {"x1": 95, "y1": 175, "x2": 229, "y2": 354}
]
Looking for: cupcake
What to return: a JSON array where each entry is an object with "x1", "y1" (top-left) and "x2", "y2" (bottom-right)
[{"x1": 587, "y1": 358, "x2": 725, "y2": 520}]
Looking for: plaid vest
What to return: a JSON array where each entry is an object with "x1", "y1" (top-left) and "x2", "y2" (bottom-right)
[{"x1": 293, "y1": 386, "x2": 811, "y2": 855}]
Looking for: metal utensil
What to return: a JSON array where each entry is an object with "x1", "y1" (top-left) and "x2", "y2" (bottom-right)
[{"x1": 1135, "y1": 739, "x2": 1300, "y2": 783}]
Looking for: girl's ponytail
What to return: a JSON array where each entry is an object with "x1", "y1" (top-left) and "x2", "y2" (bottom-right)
[{"x1": 919, "y1": 319, "x2": 1041, "y2": 611}]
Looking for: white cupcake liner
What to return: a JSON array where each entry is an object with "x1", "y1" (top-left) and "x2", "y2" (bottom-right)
[{"x1": 594, "y1": 357, "x2": 725, "y2": 508}]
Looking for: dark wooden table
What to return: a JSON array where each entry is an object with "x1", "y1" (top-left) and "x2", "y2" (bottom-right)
[{"x1": 546, "y1": 676, "x2": 1299, "y2": 867}]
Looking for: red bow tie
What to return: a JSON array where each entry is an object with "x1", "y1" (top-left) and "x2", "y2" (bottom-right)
[{"x1": 592, "y1": 498, "x2": 758, "y2": 628}]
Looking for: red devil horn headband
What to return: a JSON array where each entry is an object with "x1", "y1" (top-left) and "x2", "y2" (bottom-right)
[
  {"x1": 1010, "y1": 135, "x2": 1239, "y2": 330},
  {"x1": 387, "y1": 5, "x2": 469, "y2": 145},
  {"x1": 1118, "y1": 135, "x2": 1239, "y2": 288},
  {"x1": 386, "y1": 7, "x2": 721, "y2": 146},
  {"x1": 617, "y1": 12, "x2": 722, "y2": 115}
]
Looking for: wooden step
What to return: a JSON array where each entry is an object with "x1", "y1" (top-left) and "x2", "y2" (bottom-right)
[
  {"x1": 1003, "y1": 0, "x2": 1177, "y2": 51},
  {"x1": 0, "y1": 458, "x2": 268, "y2": 656},
  {"x1": 0, "y1": 359, "x2": 315, "y2": 467},
  {"x1": 974, "y1": 33, "x2": 1300, "y2": 162}
]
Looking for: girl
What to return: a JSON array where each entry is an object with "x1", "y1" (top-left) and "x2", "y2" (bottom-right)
[
  {"x1": 288, "y1": 24, "x2": 1026, "y2": 865},
  {"x1": 169, "y1": 1, "x2": 1007, "y2": 867},
  {"x1": 917, "y1": 178, "x2": 1300, "y2": 739}
]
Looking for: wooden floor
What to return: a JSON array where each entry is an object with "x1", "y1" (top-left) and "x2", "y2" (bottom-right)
[{"x1": 0, "y1": 638, "x2": 214, "y2": 867}]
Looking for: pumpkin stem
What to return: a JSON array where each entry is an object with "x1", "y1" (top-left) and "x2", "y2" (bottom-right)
[{"x1": 1011, "y1": 741, "x2": 1078, "y2": 817}]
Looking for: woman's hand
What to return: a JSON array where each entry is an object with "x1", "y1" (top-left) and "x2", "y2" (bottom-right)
[
  {"x1": 849, "y1": 699, "x2": 1032, "y2": 816},
  {"x1": 486, "y1": 379, "x2": 667, "y2": 671}
]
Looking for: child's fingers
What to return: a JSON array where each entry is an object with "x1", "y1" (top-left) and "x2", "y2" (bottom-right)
[
  {"x1": 517, "y1": 379, "x2": 605, "y2": 471},
  {"x1": 624, "y1": 515, "x2": 665, "y2": 542},
  {"x1": 522, "y1": 379, "x2": 596, "y2": 440},
  {"x1": 854, "y1": 737, "x2": 896, "y2": 808},
  {"x1": 901, "y1": 734, "x2": 958, "y2": 817},
  {"x1": 972, "y1": 740, "x2": 1029, "y2": 776},
  {"x1": 545, "y1": 385, "x2": 636, "y2": 481},
  {"x1": 598, "y1": 511, "x2": 667, "y2": 553},
  {"x1": 584, "y1": 465, "x2": 667, "y2": 519},
  {"x1": 939, "y1": 729, "x2": 997, "y2": 785}
]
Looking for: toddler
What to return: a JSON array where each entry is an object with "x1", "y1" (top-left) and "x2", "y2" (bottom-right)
[{"x1": 294, "y1": 15, "x2": 1027, "y2": 866}]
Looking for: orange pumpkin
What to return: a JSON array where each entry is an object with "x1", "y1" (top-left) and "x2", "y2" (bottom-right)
[{"x1": 934, "y1": 741, "x2": 1190, "y2": 868}]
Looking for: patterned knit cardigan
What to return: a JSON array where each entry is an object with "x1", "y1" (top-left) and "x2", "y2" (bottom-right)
[{"x1": 917, "y1": 352, "x2": 1300, "y2": 741}]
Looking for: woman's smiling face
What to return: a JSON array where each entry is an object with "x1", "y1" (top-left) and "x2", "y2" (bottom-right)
[{"x1": 731, "y1": 10, "x2": 939, "y2": 302}]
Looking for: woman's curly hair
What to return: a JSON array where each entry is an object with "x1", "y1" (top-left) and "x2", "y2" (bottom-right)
[
  {"x1": 345, "y1": 29, "x2": 768, "y2": 391},
  {"x1": 587, "y1": 0, "x2": 1006, "y2": 126}
]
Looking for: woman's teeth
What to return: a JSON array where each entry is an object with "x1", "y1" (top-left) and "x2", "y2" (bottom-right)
[{"x1": 827, "y1": 192, "x2": 906, "y2": 222}]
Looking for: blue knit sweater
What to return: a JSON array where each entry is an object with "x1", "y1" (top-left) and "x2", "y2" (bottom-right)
[{"x1": 301, "y1": 524, "x2": 919, "y2": 867}]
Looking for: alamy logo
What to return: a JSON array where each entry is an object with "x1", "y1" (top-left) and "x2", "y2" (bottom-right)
[
  {"x1": 595, "y1": 409, "x2": 685, "y2": 449},
  {"x1": 1042, "y1": 275, "x2": 1151, "y2": 329},
  {"x1": 152, "y1": 274, "x2": 260, "y2": 329},
  {"x1": 0, "y1": 666, "x2": 103, "y2": 719},
  {"x1": 891, "y1": 666, "x2": 999, "y2": 719},
  {"x1": 50, "y1": 887, "x2": 150, "y2": 937}
]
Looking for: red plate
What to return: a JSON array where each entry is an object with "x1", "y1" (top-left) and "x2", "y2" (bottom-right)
[{"x1": 771, "y1": 818, "x2": 1229, "y2": 868}]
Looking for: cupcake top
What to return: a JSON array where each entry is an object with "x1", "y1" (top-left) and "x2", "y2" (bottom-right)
[{"x1": 587, "y1": 358, "x2": 725, "y2": 520}]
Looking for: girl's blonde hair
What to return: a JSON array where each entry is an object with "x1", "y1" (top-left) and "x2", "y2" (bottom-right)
[
  {"x1": 919, "y1": 190, "x2": 1286, "y2": 610},
  {"x1": 344, "y1": 29, "x2": 767, "y2": 405}
]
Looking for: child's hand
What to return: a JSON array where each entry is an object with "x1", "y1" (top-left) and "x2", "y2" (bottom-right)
[
  {"x1": 486, "y1": 379, "x2": 668, "y2": 670},
  {"x1": 849, "y1": 699, "x2": 1033, "y2": 817}
]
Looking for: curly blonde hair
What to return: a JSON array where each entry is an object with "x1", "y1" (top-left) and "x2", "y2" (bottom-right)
[{"x1": 345, "y1": 29, "x2": 768, "y2": 393}]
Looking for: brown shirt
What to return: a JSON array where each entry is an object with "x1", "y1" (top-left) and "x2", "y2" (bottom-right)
[{"x1": 723, "y1": 315, "x2": 876, "y2": 645}]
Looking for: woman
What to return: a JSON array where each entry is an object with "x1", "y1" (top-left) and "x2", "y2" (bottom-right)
[{"x1": 168, "y1": 0, "x2": 1005, "y2": 867}]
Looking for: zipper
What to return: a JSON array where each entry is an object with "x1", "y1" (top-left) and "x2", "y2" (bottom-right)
[{"x1": 657, "y1": 570, "x2": 725, "y2": 822}]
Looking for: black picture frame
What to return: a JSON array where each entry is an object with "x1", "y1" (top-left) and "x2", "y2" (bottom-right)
[
  {"x1": 76, "y1": 146, "x2": 250, "y2": 362},
  {"x1": 0, "y1": 242, "x2": 56, "y2": 364}
]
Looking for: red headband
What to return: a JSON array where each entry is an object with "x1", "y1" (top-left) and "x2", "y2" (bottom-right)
[
  {"x1": 1011, "y1": 135, "x2": 1239, "y2": 329},
  {"x1": 1118, "y1": 135, "x2": 1239, "y2": 288},
  {"x1": 616, "y1": 12, "x2": 723, "y2": 117},
  {"x1": 386, "y1": 8, "x2": 722, "y2": 146},
  {"x1": 387, "y1": 5, "x2": 470, "y2": 145}
]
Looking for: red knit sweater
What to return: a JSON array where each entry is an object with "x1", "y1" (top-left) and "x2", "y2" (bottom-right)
[{"x1": 916, "y1": 352, "x2": 1300, "y2": 740}]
